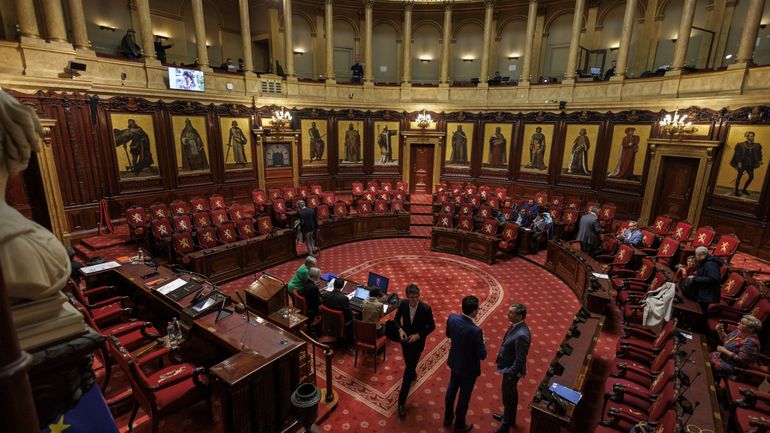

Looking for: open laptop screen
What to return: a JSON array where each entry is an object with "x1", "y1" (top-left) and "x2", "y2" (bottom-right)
[
  {"x1": 354, "y1": 286, "x2": 370, "y2": 300},
  {"x1": 367, "y1": 272, "x2": 389, "y2": 293}
]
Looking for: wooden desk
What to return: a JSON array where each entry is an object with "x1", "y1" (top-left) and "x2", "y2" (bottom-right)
[
  {"x1": 684, "y1": 332, "x2": 725, "y2": 433},
  {"x1": 518, "y1": 228, "x2": 538, "y2": 255},
  {"x1": 544, "y1": 241, "x2": 612, "y2": 314},
  {"x1": 530, "y1": 314, "x2": 604, "y2": 433},
  {"x1": 186, "y1": 229, "x2": 297, "y2": 284},
  {"x1": 109, "y1": 264, "x2": 306, "y2": 433},
  {"x1": 321, "y1": 279, "x2": 399, "y2": 315},
  {"x1": 431, "y1": 227, "x2": 499, "y2": 264},
  {"x1": 317, "y1": 213, "x2": 410, "y2": 248}
]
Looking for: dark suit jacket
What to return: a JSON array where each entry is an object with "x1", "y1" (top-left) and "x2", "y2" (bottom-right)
[
  {"x1": 301, "y1": 279, "x2": 321, "y2": 318},
  {"x1": 496, "y1": 322, "x2": 531, "y2": 377},
  {"x1": 446, "y1": 314, "x2": 487, "y2": 378},
  {"x1": 394, "y1": 301, "x2": 436, "y2": 351},
  {"x1": 576, "y1": 212, "x2": 601, "y2": 247},
  {"x1": 692, "y1": 254, "x2": 725, "y2": 303},
  {"x1": 298, "y1": 207, "x2": 317, "y2": 233},
  {"x1": 323, "y1": 290, "x2": 352, "y2": 324}
]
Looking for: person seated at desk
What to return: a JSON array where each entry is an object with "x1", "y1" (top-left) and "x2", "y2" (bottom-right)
[
  {"x1": 512, "y1": 208, "x2": 530, "y2": 228},
  {"x1": 288, "y1": 255, "x2": 317, "y2": 300},
  {"x1": 362, "y1": 288, "x2": 385, "y2": 337},
  {"x1": 301, "y1": 267, "x2": 322, "y2": 322},
  {"x1": 324, "y1": 278, "x2": 354, "y2": 350},
  {"x1": 532, "y1": 210, "x2": 553, "y2": 241},
  {"x1": 682, "y1": 246, "x2": 724, "y2": 331},
  {"x1": 521, "y1": 199, "x2": 539, "y2": 217},
  {"x1": 710, "y1": 314, "x2": 761, "y2": 381},
  {"x1": 674, "y1": 255, "x2": 697, "y2": 282},
  {"x1": 617, "y1": 220, "x2": 643, "y2": 247}
]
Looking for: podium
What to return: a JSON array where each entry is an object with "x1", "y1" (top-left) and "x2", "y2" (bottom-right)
[{"x1": 245, "y1": 274, "x2": 288, "y2": 316}]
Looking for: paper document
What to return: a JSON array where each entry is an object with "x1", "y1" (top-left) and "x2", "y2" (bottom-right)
[
  {"x1": 591, "y1": 272, "x2": 609, "y2": 279},
  {"x1": 157, "y1": 278, "x2": 187, "y2": 295},
  {"x1": 80, "y1": 261, "x2": 121, "y2": 274},
  {"x1": 550, "y1": 382, "x2": 582, "y2": 405},
  {"x1": 346, "y1": 292, "x2": 355, "y2": 300},
  {"x1": 325, "y1": 278, "x2": 335, "y2": 292},
  {"x1": 382, "y1": 304, "x2": 388, "y2": 313}
]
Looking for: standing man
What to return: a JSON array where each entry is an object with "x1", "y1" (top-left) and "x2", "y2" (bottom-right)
[
  {"x1": 351, "y1": 58, "x2": 364, "y2": 83},
  {"x1": 576, "y1": 206, "x2": 602, "y2": 256},
  {"x1": 154, "y1": 36, "x2": 173, "y2": 64},
  {"x1": 604, "y1": 59, "x2": 617, "y2": 81},
  {"x1": 444, "y1": 296, "x2": 487, "y2": 433},
  {"x1": 730, "y1": 131, "x2": 763, "y2": 196},
  {"x1": 120, "y1": 29, "x2": 142, "y2": 59},
  {"x1": 493, "y1": 304, "x2": 531, "y2": 433},
  {"x1": 394, "y1": 284, "x2": 435, "y2": 418},
  {"x1": 297, "y1": 200, "x2": 318, "y2": 255},
  {"x1": 685, "y1": 246, "x2": 725, "y2": 331}
]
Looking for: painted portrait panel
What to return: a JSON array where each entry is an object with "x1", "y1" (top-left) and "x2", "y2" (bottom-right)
[
  {"x1": 561, "y1": 124, "x2": 600, "y2": 177},
  {"x1": 714, "y1": 125, "x2": 770, "y2": 202},
  {"x1": 520, "y1": 124, "x2": 555, "y2": 174},
  {"x1": 481, "y1": 123, "x2": 513, "y2": 169},
  {"x1": 301, "y1": 119, "x2": 328, "y2": 167},
  {"x1": 171, "y1": 116, "x2": 210, "y2": 174},
  {"x1": 445, "y1": 122, "x2": 474, "y2": 167},
  {"x1": 606, "y1": 124, "x2": 652, "y2": 182},
  {"x1": 374, "y1": 121, "x2": 400, "y2": 167},
  {"x1": 338, "y1": 120, "x2": 364, "y2": 166},
  {"x1": 110, "y1": 113, "x2": 160, "y2": 180},
  {"x1": 219, "y1": 117, "x2": 252, "y2": 171}
]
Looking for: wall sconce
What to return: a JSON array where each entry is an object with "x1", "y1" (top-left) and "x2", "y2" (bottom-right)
[
  {"x1": 671, "y1": 38, "x2": 677, "y2": 43},
  {"x1": 609, "y1": 46, "x2": 619, "y2": 52},
  {"x1": 293, "y1": 50, "x2": 304, "y2": 56},
  {"x1": 761, "y1": 23, "x2": 767, "y2": 29},
  {"x1": 419, "y1": 58, "x2": 431, "y2": 63},
  {"x1": 508, "y1": 56, "x2": 520, "y2": 60},
  {"x1": 462, "y1": 57, "x2": 474, "y2": 63},
  {"x1": 154, "y1": 34, "x2": 170, "y2": 40},
  {"x1": 98, "y1": 24, "x2": 117, "y2": 32}
]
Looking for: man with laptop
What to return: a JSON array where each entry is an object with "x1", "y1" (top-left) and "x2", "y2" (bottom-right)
[
  {"x1": 362, "y1": 288, "x2": 385, "y2": 336},
  {"x1": 323, "y1": 278, "x2": 353, "y2": 350}
]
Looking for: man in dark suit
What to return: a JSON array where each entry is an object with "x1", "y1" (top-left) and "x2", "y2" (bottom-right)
[
  {"x1": 576, "y1": 206, "x2": 602, "y2": 255},
  {"x1": 300, "y1": 267, "x2": 322, "y2": 323},
  {"x1": 493, "y1": 303, "x2": 531, "y2": 433},
  {"x1": 297, "y1": 200, "x2": 318, "y2": 254},
  {"x1": 444, "y1": 296, "x2": 487, "y2": 433},
  {"x1": 394, "y1": 284, "x2": 436, "y2": 418},
  {"x1": 323, "y1": 278, "x2": 353, "y2": 349}
]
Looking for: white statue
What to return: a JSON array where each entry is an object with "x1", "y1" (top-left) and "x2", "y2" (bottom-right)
[{"x1": 0, "y1": 90, "x2": 70, "y2": 302}]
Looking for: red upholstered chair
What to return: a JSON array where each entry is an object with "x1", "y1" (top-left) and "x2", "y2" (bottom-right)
[
  {"x1": 638, "y1": 230, "x2": 657, "y2": 254},
  {"x1": 228, "y1": 204, "x2": 244, "y2": 222},
  {"x1": 367, "y1": 181, "x2": 378, "y2": 192},
  {"x1": 378, "y1": 190, "x2": 390, "y2": 201},
  {"x1": 487, "y1": 197, "x2": 500, "y2": 209},
  {"x1": 218, "y1": 223, "x2": 237, "y2": 244},
  {"x1": 272, "y1": 198, "x2": 288, "y2": 224},
  {"x1": 353, "y1": 320, "x2": 387, "y2": 372},
  {"x1": 352, "y1": 182, "x2": 364, "y2": 198},
  {"x1": 394, "y1": 190, "x2": 406, "y2": 201},
  {"x1": 492, "y1": 188, "x2": 505, "y2": 203},
  {"x1": 649, "y1": 216, "x2": 673, "y2": 236},
  {"x1": 477, "y1": 205, "x2": 493, "y2": 220},
  {"x1": 671, "y1": 221, "x2": 693, "y2": 241},
  {"x1": 479, "y1": 219, "x2": 499, "y2": 237},
  {"x1": 268, "y1": 188, "x2": 282, "y2": 201},
  {"x1": 608, "y1": 339, "x2": 679, "y2": 389},
  {"x1": 190, "y1": 198, "x2": 209, "y2": 212},
  {"x1": 107, "y1": 336, "x2": 211, "y2": 433},
  {"x1": 498, "y1": 223, "x2": 520, "y2": 254},
  {"x1": 711, "y1": 234, "x2": 740, "y2": 262},
  {"x1": 436, "y1": 213, "x2": 453, "y2": 228},
  {"x1": 653, "y1": 237, "x2": 680, "y2": 267},
  {"x1": 323, "y1": 192, "x2": 336, "y2": 206},
  {"x1": 468, "y1": 194, "x2": 481, "y2": 208},
  {"x1": 550, "y1": 195, "x2": 563, "y2": 208},
  {"x1": 256, "y1": 216, "x2": 274, "y2": 235},
  {"x1": 172, "y1": 232, "x2": 195, "y2": 265},
  {"x1": 599, "y1": 204, "x2": 617, "y2": 227},
  {"x1": 451, "y1": 184, "x2": 463, "y2": 195},
  {"x1": 282, "y1": 186, "x2": 297, "y2": 201},
  {"x1": 397, "y1": 181, "x2": 408, "y2": 192},
  {"x1": 319, "y1": 305, "x2": 346, "y2": 345},
  {"x1": 209, "y1": 194, "x2": 225, "y2": 210},
  {"x1": 602, "y1": 362, "x2": 677, "y2": 419},
  {"x1": 465, "y1": 184, "x2": 477, "y2": 195},
  {"x1": 151, "y1": 218, "x2": 172, "y2": 242},
  {"x1": 374, "y1": 199, "x2": 388, "y2": 214},
  {"x1": 192, "y1": 211, "x2": 211, "y2": 229},
  {"x1": 453, "y1": 194, "x2": 463, "y2": 206},
  {"x1": 478, "y1": 186, "x2": 491, "y2": 201},
  {"x1": 251, "y1": 190, "x2": 267, "y2": 214},
  {"x1": 566, "y1": 197, "x2": 582, "y2": 210},
  {"x1": 585, "y1": 200, "x2": 600, "y2": 213},
  {"x1": 501, "y1": 208, "x2": 514, "y2": 221},
  {"x1": 381, "y1": 182, "x2": 393, "y2": 193},
  {"x1": 235, "y1": 219, "x2": 256, "y2": 239},
  {"x1": 66, "y1": 279, "x2": 130, "y2": 328},
  {"x1": 149, "y1": 203, "x2": 170, "y2": 220},
  {"x1": 293, "y1": 292, "x2": 322, "y2": 327},
  {"x1": 172, "y1": 215, "x2": 193, "y2": 233},
  {"x1": 308, "y1": 194, "x2": 320, "y2": 208},
  {"x1": 534, "y1": 191, "x2": 548, "y2": 207},
  {"x1": 316, "y1": 204, "x2": 331, "y2": 221},
  {"x1": 707, "y1": 285, "x2": 764, "y2": 332},
  {"x1": 599, "y1": 385, "x2": 676, "y2": 433},
  {"x1": 334, "y1": 201, "x2": 348, "y2": 218},
  {"x1": 392, "y1": 200, "x2": 405, "y2": 213},
  {"x1": 459, "y1": 203, "x2": 473, "y2": 216},
  {"x1": 435, "y1": 183, "x2": 448, "y2": 193},
  {"x1": 126, "y1": 206, "x2": 149, "y2": 242},
  {"x1": 309, "y1": 184, "x2": 322, "y2": 196},
  {"x1": 361, "y1": 191, "x2": 374, "y2": 202},
  {"x1": 597, "y1": 244, "x2": 634, "y2": 269},
  {"x1": 562, "y1": 208, "x2": 579, "y2": 226},
  {"x1": 358, "y1": 201, "x2": 372, "y2": 215},
  {"x1": 618, "y1": 271, "x2": 668, "y2": 309},
  {"x1": 435, "y1": 191, "x2": 449, "y2": 205},
  {"x1": 602, "y1": 222, "x2": 630, "y2": 256},
  {"x1": 689, "y1": 226, "x2": 716, "y2": 248},
  {"x1": 616, "y1": 319, "x2": 678, "y2": 361},
  {"x1": 196, "y1": 226, "x2": 218, "y2": 249},
  {"x1": 209, "y1": 209, "x2": 229, "y2": 227},
  {"x1": 610, "y1": 257, "x2": 656, "y2": 292},
  {"x1": 441, "y1": 202, "x2": 456, "y2": 215},
  {"x1": 734, "y1": 407, "x2": 770, "y2": 433},
  {"x1": 596, "y1": 409, "x2": 677, "y2": 433},
  {"x1": 298, "y1": 185, "x2": 309, "y2": 199},
  {"x1": 170, "y1": 200, "x2": 189, "y2": 216},
  {"x1": 458, "y1": 215, "x2": 473, "y2": 231}
]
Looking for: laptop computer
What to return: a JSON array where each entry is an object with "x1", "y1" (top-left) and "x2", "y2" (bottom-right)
[
  {"x1": 367, "y1": 272, "x2": 389, "y2": 294},
  {"x1": 349, "y1": 286, "x2": 370, "y2": 308}
]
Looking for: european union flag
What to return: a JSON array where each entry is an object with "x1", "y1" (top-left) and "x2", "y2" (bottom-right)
[{"x1": 42, "y1": 384, "x2": 118, "y2": 433}]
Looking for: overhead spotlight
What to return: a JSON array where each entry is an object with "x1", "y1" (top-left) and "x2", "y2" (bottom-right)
[{"x1": 98, "y1": 24, "x2": 117, "y2": 32}]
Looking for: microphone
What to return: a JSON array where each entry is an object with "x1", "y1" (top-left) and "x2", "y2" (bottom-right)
[
  {"x1": 236, "y1": 292, "x2": 250, "y2": 323},
  {"x1": 680, "y1": 401, "x2": 701, "y2": 425}
]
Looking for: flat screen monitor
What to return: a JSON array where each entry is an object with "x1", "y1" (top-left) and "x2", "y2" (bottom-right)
[
  {"x1": 590, "y1": 67, "x2": 601, "y2": 75},
  {"x1": 168, "y1": 67, "x2": 205, "y2": 92},
  {"x1": 367, "y1": 272, "x2": 389, "y2": 294}
]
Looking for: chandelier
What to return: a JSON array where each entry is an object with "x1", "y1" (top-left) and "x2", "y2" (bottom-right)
[
  {"x1": 659, "y1": 109, "x2": 697, "y2": 137},
  {"x1": 415, "y1": 110, "x2": 433, "y2": 129},
  {"x1": 269, "y1": 108, "x2": 292, "y2": 130}
]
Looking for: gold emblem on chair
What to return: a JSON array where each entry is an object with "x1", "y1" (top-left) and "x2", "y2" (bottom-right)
[
  {"x1": 655, "y1": 220, "x2": 663, "y2": 230},
  {"x1": 235, "y1": 211, "x2": 241, "y2": 219},
  {"x1": 158, "y1": 225, "x2": 168, "y2": 235},
  {"x1": 725, "y1": 279, "x2": 735, "y2": 293},
  {"x1": 603, "y1": 209, "x2": 610, "y2": 217},
  {"x1": 196, "y1": 204, "x2": 204, "y2": 210},
  {"x1": 132, "y1": 214, "x2": 143, "y2": 224},
  {"x1": 179, "y1": 238, "x2": 190, "y2": 249},
  {"x1": 155, "y1": 210, "x2": 165, "y2": 218},
  {"x1": 566, "y1": 214, "x2": 573, "y2": 222},
  {"x1": 697, "y1": 233, "x2": 707, "y2": 243},
  {"x1": 462, "y1": 220, "x2": 470, "y2": 229},
  {"x1": 484, "y1": 224, "x2": 492, "y2": 233},
  {"x1": 661, "y1": 244, "x2": 670, "y2": 255},
  {"x1": 204, "y1": 232, "x2": 213, "y2": 242},
  {"x1": 675, "y1": 227, "x2": 683, "y2": 238},
  {"x1": 618, "y1": 250, "x2": 626, "y2": 260},
  {"x1": 179, "y1": 220, "x2": 188, "y2": 230},
  {"x1": 261, "y1": 220, "x2": 269, "y2": 230},
  {"x1": 198, "y1": 218, "x2": 207, "y2": 226},
  {"x1": 158, "y1": 366, "x2": 187, "y2": 383},
  {"x1": 224, "y1": 229, "x2": 233, "y2": 239},
  {"x1": 217, "y1": 214, "x2": 225, "y2": 223},
  {"x1": 720, "y1": 241, "x2": 729, "y2": 252},
  {"x1": 639, "y1": 264, "x2": 648, "y2": 275},
  {"x1": 441, "y1": 217, "x2": 449, "y2": 226}
]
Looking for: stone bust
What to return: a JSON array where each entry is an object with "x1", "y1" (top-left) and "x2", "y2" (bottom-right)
[{"x1": 0, "y1": 90, "x2": 70, "y2": 302}]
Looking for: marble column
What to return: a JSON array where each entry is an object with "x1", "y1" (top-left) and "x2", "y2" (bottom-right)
[
  {"x1": 68, "y1": 0, "x2": 90, "y2": 49},
  {"x1": 520, "y1": 0, "x2": 538, "y2": 85},
  {"x1": 364, "y1": 0, "x2": 373, "y2": 82},
  {"x1": 16, "y1": 0, "x2": 40, "y2": 39},
  {"x1": 564, "y1": 0, "x2": 585, "y2": 80},
  {"x1": 613, "y1": 0, "x2": 637, "y2": 79},
  {"x1": 42, "y1": 0, "x2": 68, "y2": 43},
  {"x1": 239, "y1": 0, "x2": 254, "y2": 73},
  {"x1": 670, "y1": 0, "x2": 697, "y2": 71},
  {"x1": 325, "y1": 0, "x2": 335, "y2": 80},
  {"x1": 134, "y1": 0, "x2": 156, "y2": 60},
  {"x1": 284, "y1": 0, "x2": 296, "y2": 77},
  {"x1": 735, "y1": 0, "x2": 764, "y2": 64},
  {"x1": 439, "y1": 2, "x2": 452, "y2": 84},
  {"x1": 191, "y1": 0, "x2": 210, "y2": 67},
  {"x1": 479, "y1": 0, "x2": 494, "y2": 85},
  {"x1": 402, "y1": 1, "x2": 413, "y2": 84}
]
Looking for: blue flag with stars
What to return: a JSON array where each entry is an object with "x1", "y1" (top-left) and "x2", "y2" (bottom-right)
[{"x1": 41, "y1": 384, "x2": 118, "y2": 433}]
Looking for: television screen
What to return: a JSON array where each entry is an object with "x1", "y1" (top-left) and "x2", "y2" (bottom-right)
[
  {"x1": 168, "y1": 67, "x2": 204, "y2": 92},
  {"x1": 590, "y1": 67, "x2": 601, "y2": 75}
]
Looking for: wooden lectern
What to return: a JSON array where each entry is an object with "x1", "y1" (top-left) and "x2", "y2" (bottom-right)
[{"x1": 245, "y1": 273, "x2": 288, "y2": 316}]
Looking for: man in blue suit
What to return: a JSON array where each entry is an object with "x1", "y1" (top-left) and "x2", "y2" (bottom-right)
[
  {"x1": 444, "y1": 296, "x2": 487, "y2": 433},
  {"x1": 492, "y1": 303, "x2": 531, "y2": 433}
]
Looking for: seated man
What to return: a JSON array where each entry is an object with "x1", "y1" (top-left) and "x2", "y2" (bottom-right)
[
  {"x1": 288, "y1": 256, "x2": 317, "y2": 299},
  {"x1": 521, "y1": 199, "x2": 539, "y2": 217},
  {"x1": 513, "y1": 208, "x2": 530, "y2": 228},
  {"x1": 323, "y1": 278, "x2": 354, "y2": 348},
  {"x1": 683, "y1": 246, "x2": 725, "y2": 331},
  {"x1": 532, "y1": 210, "x2": 553, "y2": 241},
  {"x1": 301, "y1": 267, "x2": 322, "y2": 322},
  {"x1": 617, "y1": 220, "x2": 643, "y2": 247},
  {"x1": 362, "y1": 288, "x2": 385, "y2": 337}
]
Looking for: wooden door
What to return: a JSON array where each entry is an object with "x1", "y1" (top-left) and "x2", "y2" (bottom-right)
[
  {"x1": 410, "y1": 144, "x2": 434, "y2": 194},
  {"x1": 651, "y1": 156, "x2": 699, "y2": 221}
]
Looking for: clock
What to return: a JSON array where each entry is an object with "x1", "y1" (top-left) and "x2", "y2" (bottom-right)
[{"x1": 265, "y1": 143, "x2": 291, "y2": 168}]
